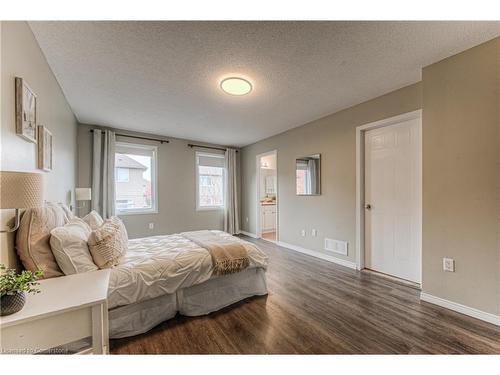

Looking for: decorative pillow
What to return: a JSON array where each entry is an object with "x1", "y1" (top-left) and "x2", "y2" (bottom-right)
[
  {"x1": 45, "y1": 201, "x2": 75, "y2": 222},
  {"x1": 16, "y1": 205, "x2": 67, "y2": 279},
  {"x1": 82, "y1": 210, "x2": 104, "y2": 230},
  {"x1": 50, "y1": 218, "x2": 98, "y2": 275},
  {"x1": 59, "y1": 204, "x2": 76, "y2": 222},
  {"x1": 88, "y1": 217, "x2": 128, "y2": 269}
]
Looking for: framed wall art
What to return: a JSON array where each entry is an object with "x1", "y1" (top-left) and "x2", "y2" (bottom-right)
[
  {"x1": 15, "y1": 77, "x2": 38, "y2": 143},
  {"x1": 37, "y1": 125, "x2": 53, "y2": 171}
]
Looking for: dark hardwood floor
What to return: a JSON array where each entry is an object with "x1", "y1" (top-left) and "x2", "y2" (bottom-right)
[{"x1": 110, "y1": 237, "x2": 500, "y2": 354}]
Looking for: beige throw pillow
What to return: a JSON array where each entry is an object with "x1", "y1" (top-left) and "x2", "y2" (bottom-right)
[
  {"x1": 88, "y1": 217, "x2": 128, "y2": 269},
  {"x1": 16, "y1": 205, "x2": 68, "y2": 278},
  {"x1": 82, "y1": 210, "x2": 104, "y2": 230},
  {"x1": 50, "y1": 218, "x2": 98, "y2": 275}
]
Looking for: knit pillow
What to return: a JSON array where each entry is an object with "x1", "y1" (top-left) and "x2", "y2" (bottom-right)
[{"x1": 87, "y1": 217, "x2": 128, "y2": 268}]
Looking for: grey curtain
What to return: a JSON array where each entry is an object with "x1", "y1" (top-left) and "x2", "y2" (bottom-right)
[
  {"x1": 91, "y1": 129, "x2": 116, "y2": 218},
  {"x1": 224, "y1": 148, "x2": 240, "y2": 235}
]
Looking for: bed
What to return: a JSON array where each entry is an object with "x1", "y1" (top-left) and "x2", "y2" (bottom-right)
[
  {"x1": 14, "y1": 204, "x2": 268, "y2": 339},
  {"x1": 108, "y1": 232, "x2": 268, "y2": 338}
]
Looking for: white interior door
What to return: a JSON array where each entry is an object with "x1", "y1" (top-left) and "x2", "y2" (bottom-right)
[{"x1": 364, "y1": 117, "x2": 422, "y2": 283}]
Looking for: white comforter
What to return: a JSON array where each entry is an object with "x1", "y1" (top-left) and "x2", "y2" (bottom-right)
[{"x1": 107, "y1": 231, "x2": 268, "y2": 309}]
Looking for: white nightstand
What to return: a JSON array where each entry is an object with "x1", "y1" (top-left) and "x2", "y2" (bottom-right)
[{"x1": 0, "y1": 269, "x2": 110, "y2": 354}]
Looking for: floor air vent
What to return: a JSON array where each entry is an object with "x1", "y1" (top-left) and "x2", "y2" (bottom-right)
[{"x1": 324, "y1": 238, "x2": 348, "y2": 256}]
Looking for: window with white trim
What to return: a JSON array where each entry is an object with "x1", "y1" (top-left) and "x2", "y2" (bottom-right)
[
  {"x1": 196, "y1": 152, "x2": 225, "y2": 210},
  {"x1": 115, "y1": 142, "x2": 158, "y2": 214}
]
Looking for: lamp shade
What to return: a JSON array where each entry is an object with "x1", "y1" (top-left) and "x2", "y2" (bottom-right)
[
  {"x1": 0, "y1": 171, "x2": 44, "y2": 209},
  {"x1": 75, "y1": 188, "x2": 92, "y2": 201}
]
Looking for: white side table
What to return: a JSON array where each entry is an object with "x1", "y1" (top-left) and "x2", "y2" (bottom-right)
[{"x1": 0, "y1": 269, "x2": 110, "y2": 354}]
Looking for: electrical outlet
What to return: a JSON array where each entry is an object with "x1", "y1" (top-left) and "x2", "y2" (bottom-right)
[
  {"x1": 245, "y1": 217, "x2": 249, "y2": 223},
  {"x1": 148, "y1": 223, "x2": 154, "y2": 230},
  {"x1": 311, "y1": 229, "x2": 317, "y2": 237},
  {"x1": 443, "y1": 258, "x2": 455, "y2": 272},
  {"x1": 301, "y1": 230, "x2": 306, "y2": 237}
]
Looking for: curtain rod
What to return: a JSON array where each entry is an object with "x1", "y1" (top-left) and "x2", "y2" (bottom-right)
[
  {"x1": 188, "y1": 144, "x2": 238, "y2": 153},
  {"x1": 90, "y1": 129, "x2": 169, "y2": 144}
]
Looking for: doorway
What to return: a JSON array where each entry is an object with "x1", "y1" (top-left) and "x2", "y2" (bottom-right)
[
  {"x1": 356, "y1": 110, "x2": 422, "y2": 284},
  {"x1": 256, "y1": 151, "x2": 278, "y2": 242}
]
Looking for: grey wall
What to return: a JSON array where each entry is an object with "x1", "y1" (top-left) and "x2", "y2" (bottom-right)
[
  {"x1": 240, "y1": 83, "x2": 422, "y2": 263},
  {"x1": 0, "y1": 21, "x2": 78, "y2": 268},
  {"x1": 77, "y1": 124, "x2": 238, "y2": 239},
  {"x1": 422, "y1": 37, "x2": 500, "y2": 315},
  {"x1": 241, "y1": 37, "x2": 500, "y2": 316}
]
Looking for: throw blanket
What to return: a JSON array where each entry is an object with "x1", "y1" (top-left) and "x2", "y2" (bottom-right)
[{"x1": 182, "y1": 230, "x2": 249, "y2": 276}]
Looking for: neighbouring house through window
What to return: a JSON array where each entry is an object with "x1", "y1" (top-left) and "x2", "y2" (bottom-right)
[
  {"x1": 115, "y1": 168, "x2": 130, "y2": 182},
  {"x1": 115, "y1": 142, "x2": 158, "y2": 214},
  {"x1": 196, "y1": 152, "x2": 225, "y2": 210}
]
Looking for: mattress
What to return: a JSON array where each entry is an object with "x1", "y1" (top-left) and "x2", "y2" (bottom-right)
[{"x1": 108, "y1": 231, "x2": 268, "y2": 309}]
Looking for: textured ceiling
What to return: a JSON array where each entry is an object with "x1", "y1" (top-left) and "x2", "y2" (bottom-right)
[{"x1": 29, "y1": 21, "x2": 500, "y2": 147}]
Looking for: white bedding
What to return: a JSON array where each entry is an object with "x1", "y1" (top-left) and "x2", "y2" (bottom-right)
[{"x1": 108, "y1": 231, "x2": 268, "y2": 309}]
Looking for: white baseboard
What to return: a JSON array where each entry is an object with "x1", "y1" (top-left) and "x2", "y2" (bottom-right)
[
  {"x1": 277, "y1": 241, "x2": 357, "y2": 270},
  {"x1": 238, "y1": 230, "x2": 258, "y2": 238},
  {"x1": 420, "y1": 292, "x2": 500, "y2": 326}
]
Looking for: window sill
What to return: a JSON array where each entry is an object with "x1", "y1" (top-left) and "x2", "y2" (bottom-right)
[
  {"x1": 196, "y1": 206, "x2": 224, "y2": 212},
  {"x1": 117, "y1": 209, "x2": 158, "y2": 216}
]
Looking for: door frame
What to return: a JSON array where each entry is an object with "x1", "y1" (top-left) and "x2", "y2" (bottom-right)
[
  {"x1": 355, "y1": 109, "x2": 422, "y2": 271},
  {"x1": 256, "y1": 150, "x2": 278, "y2": 241}
]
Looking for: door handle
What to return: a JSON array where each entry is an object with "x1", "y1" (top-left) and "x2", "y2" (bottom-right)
[{"x1": 365, "y1": 204, "x2": 372, "y2": 210}]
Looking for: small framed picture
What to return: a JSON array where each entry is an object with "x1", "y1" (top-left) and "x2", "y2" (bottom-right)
[
  {"x1": 15, "y1": 77, "x2": 38, "y2": 143},
  {"x1": 37, "y1": 125, "x2": 53, "y2": 172}
]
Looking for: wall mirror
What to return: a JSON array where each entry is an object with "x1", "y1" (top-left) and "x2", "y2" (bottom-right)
[{"x1": 296, "y1": 154, "x2": 321, "y2": 195}]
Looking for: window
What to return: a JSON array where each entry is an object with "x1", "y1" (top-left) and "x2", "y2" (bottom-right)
[
  {"x1": 115, "y1": 168, "x2": 130, "y2": 182},
  {"x1": 116, "y1": 199, "x2": 134, "y2": 210},
  {"x1": 115, "y1": 142, "x2": 158, "y2": 214},
  {"x1": 196, "y1": 152, "x2": 225, "y2": 210},
  {"x1": 296, "y1": 159, "x2": 310, "y2": 195}
]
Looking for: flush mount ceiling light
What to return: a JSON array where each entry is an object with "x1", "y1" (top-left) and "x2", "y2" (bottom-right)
[{"x1": 220, "y1": 77, "x2": 252, "y2": 96}]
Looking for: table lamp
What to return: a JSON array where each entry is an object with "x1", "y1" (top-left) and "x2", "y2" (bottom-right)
[
  {"x1": 0, "y1": 171, "x2": 44, "y2": 232},
  {"x1": 75, "y1": 187, "x2": 91, "y2": 209}
]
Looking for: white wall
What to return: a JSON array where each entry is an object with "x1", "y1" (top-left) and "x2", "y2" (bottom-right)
[{"x1": 0, "y1": 21, "x2": 78, "y2": 268}]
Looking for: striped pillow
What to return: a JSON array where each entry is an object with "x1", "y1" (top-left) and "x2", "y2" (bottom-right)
[{"x1": 88, "y1": 217, "x2": 128, "y2": 268}]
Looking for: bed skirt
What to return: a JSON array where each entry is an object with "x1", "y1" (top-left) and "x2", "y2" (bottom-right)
[{"x1": 109, "y1": 268, "x2": 267, "y2": 339}]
